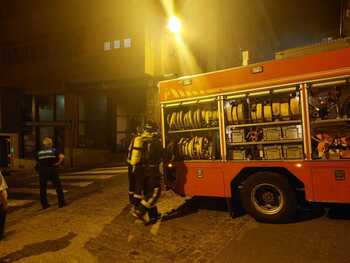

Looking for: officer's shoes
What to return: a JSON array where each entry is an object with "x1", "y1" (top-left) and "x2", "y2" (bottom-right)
[
  {"x1": 42, "y1": 204, "x2": 50, "y2": 210},
  {"x1": 58, "y1": 202, "x2": 66, "y2": 208}
]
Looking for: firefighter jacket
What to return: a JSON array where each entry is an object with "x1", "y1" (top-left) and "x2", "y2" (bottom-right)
[
  {"x1": 140, "y1": 131, "x2": 162, "y2": 167},
  {"x1": 127, "y1": 131, "x2": 162, "y2": 167}
]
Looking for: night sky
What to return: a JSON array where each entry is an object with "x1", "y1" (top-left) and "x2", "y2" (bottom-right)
[
  {"x1": 181, "y1": 0, "x2": 342, "y2": 71},
  {"x1": 0, "y1": 0, "x2": 343, "y2": 74},
  {"x1": 260, "y1": 0, "x2": 341, "y2": 50}
]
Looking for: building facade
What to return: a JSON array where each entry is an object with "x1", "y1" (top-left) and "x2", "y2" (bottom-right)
[
  {"x1": 0, "y1": 0, "x2": 344, "y2": 169},
  {"x1": 0, "y1": 1, "x2": 169, "y2": 169}
]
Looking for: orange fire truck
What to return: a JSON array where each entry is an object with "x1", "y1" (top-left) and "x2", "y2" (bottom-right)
[{"x1": 159, "y1": 47, "x2": 350, "y2": 223}]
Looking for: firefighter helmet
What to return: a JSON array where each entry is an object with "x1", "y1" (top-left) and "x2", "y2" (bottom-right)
[{"x1": 144, "y1": 120, "x2": 158, "y2": 132}]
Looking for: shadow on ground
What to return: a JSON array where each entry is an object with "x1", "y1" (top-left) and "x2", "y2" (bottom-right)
[
  {"x1": 162, "y1": 196, "x2": 227, "y2": 221},
  {"x1": 162, "y1": 196, "x2": 330, "y2": 224},
  {"x1": 0, "y1": 232, "x2": 77, "y2": 263},
  {"x1": 327, "y1": 204, "x2": 350, "y2": 219}
]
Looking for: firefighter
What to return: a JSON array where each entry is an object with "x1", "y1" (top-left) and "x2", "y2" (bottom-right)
[
  {"x1": 126, "y1": 126, "x2": 143, "y2": 204},
  {"x1": 0, "y1": 171, "x2": 8, "y2": 240},
  {"x1": 132, "y1": 121, "x2": 163, "y2": 225},
  {"x1": 36, "y1": 137, "x2": 65, "y2": 209}
]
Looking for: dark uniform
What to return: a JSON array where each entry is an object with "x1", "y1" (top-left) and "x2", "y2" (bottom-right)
[
  {"x1": 37, "y1": 148, "x2": 65, "y2": 208},
  {"x1": 133, "y1": 125, "x2": 163, "y2": 225}
]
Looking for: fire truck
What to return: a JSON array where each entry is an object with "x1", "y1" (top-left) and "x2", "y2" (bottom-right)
[{"x1": 159, "y1": 47, "x2": 350, "y2": 223}]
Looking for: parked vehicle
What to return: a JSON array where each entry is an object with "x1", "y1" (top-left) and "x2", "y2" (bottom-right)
[{"x1": 159, "y1": 47, "x2": 350, "y2": 223}]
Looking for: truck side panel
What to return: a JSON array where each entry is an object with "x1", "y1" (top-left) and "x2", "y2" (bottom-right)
[
  {"x1": 174, "y1": 160, "x2": 350, "y2": 203},
  {"x1": 175, "y1": 162, "x2": 226, "y2": 197}
]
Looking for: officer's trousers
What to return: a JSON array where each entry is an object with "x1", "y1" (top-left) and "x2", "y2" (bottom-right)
[
  {"x1": 39, "y1": 167, "x2": 65, "y2": 208},
  {"x1": 0, "y1": 204, "x2": 6, "y2": 238}
]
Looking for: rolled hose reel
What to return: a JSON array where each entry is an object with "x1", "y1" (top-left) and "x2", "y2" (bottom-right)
[{"x1": 177, "y1": 136, "x2": 214, "y2": 159}]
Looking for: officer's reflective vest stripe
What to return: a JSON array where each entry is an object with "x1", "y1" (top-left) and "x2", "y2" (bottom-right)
[
  {"x1": 128, "y1": 136, "x2": 144, "y2": 166},
  {"x1": 38, "y1": 149, "x2": 56, "y2": 160}
]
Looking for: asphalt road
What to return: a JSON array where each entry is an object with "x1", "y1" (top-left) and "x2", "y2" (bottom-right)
[{"x1": 1, "y1": 167, "x2": 350, "y2": 263}]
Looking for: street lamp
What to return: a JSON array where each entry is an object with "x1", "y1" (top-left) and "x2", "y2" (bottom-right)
[{"x1": 167, "y1": 16, "x2": 181, "y2": 34}]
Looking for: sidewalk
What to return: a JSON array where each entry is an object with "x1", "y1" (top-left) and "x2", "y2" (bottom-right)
[{"x1": 4, "y1": 162, "x2": 127, "y2": 183}]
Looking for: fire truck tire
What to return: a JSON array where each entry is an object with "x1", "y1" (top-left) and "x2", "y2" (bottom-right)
[{"x1": 240, "y1": 172, "x2": 297, "y2": 223}]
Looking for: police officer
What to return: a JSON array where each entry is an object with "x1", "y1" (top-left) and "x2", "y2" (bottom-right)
[
  {"x1": 132, "y1": 121, "x2": 163, "y2": 225},
  {"x1": 126, "y1": 126, "x2": 142, "y2": 204},
  {"x1": 0, "y1": 171, "x2": 8, "y2": 240},
  {"x1": 37, "y1": 137, "x2": 65, "y2": 209}
]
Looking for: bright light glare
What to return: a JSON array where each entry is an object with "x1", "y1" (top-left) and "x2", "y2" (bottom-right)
[{"x1": 167, "y1": 16, "x2": 181, "y2": 34}]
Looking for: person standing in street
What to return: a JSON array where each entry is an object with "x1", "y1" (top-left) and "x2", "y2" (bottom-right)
[
  {"x1": 36, "y1": 137, "x2": 65, "y2": 209},
  {"x1": 0, "y1": 171, "x2": 8, "y2": 240},
  {"x1": 132, "y1": 121, "x2": 163, "y2": 225}
]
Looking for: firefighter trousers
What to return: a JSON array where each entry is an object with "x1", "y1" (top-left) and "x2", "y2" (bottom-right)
[
  {"x1": 133, "y1": 165, "x2": 145, "y2": 206},
  {"x1": 128, "y1": 164, "x2": 136, "y2": 203},
  {"x1": 39, "y1": 167, "x2": 65, "y2": 208},
  {"x1": 136, "y1": 166, "x2": 162, "y2": 221}
]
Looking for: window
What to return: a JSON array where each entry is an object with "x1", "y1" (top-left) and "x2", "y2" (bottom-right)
[
  {"x1": 79, "y1": 95, "x2": 109, "y2": 149},
  {"x1": 23, "y1": 95, "x2": 34, "y2": 121},
  {"x1": 22, "y1": 95, "x2": 66, "y2": 158},
  {"x1": 124, "y1": 38, "x2": 131, "y2": 48},
  {"x1": 23, "y1": 127, "x2": 36, "y2": 158},
  {"x1": 104, "y1": 41, "x2": 111, "y2": 51},
  {"x1": 56, "y1": 95, "x2": 65, "y2": 121},
  {"x1": 38, "y1": 96, "x2": 54, "y2": 121},
  {"x1": 114, "y1": 40, "x2": 121, "y2": 49},
  {"x1": 115, "y1": 103, "x2": 143, "y2": 152}
]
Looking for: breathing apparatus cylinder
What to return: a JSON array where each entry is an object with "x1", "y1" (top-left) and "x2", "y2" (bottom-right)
[{"x1": 129, "y1": 136, "x2": 144, "y2": 166}]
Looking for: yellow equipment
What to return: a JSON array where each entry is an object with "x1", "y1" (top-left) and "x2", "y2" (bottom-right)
[{"x1": 128, "y1": 136, "x2": 144, "y2": 166}]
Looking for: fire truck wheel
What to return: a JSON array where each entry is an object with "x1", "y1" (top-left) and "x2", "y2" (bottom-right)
[{"x1": 241, "y1": 172, "x2": 297, "y2": 223}]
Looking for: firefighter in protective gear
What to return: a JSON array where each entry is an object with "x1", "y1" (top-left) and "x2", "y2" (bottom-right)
[
  {"x1": 126, "y1": 126, "x2": 142, "y2": 204},
  {"x1": 132, "y1": 121, "x2": 163, "y2": 225},
  {"x1": 36, "y1": 137, "x2": 65, "y2": 209}
]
